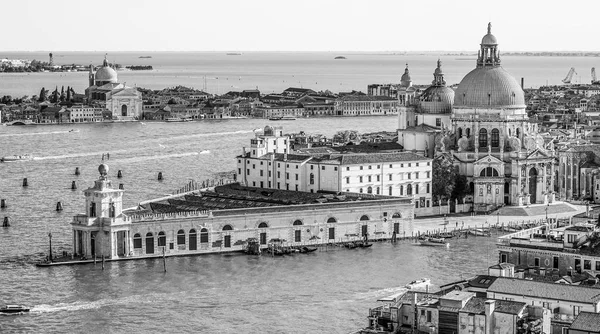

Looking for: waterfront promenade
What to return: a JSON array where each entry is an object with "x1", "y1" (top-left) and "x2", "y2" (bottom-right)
[{"x1": 412, "y1": 201, "x2": 586, "y2": 236}]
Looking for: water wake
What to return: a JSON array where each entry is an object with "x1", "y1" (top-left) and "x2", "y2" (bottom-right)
[
  {"x1": 33, "y1": 149, "x2": 130, "y2": 161},
  {"x1": 0, "y1": 130, "x2": 73, "y2": 138},
  {"x1": 113, "y1": 152, "x2": 199, "y2": 164}
]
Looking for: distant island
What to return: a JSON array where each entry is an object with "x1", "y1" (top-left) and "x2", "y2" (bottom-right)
[
  {"x1": 125, "y1": 65, "x2": 153, "y2": 71},
  {"x1": 138, "y1": 56, "x2": 152, "y2": 59},
  {"x1": 226, "y1": 53, "x2": 242, "y2": 56},
  {"x1": 335, "y1": 56, "x2": 346, "y2": 59}
]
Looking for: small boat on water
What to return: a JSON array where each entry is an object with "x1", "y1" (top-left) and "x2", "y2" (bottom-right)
[
  {"x1": 1, "y1": 154, "x2": 33, "y2": 163},
  {"x1": 298, "y1": 246, "x2": 318, "y2": 253},
  {"x1": 0, "y1": 305, "x2": 30, "y2": 314},
  {"x1": 69, "y1": 129, "x2": 79, "y2": 133},
  {"x1": 419, "y1": 237, "x2": 449, "y2": 247},
  {"x1": 165, "y1": 117, "x2": 190, "y2": 122},
  {"x1": 334, "y1": 56, "x2": 346, "y2": 59},
  {"x1": 469, "y1": 229, "x2": 491, "y2": 236},
  {"x1": 268, "y1": 116, "x2": 296, "y2": 121},
  {"x1": 405, "y1": 278, "x2": 431, "y2": 290}
]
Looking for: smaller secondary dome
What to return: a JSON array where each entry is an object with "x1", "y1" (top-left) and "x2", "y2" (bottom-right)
[
  {"x1": 264, "y1": 125, "x2": 274, "y2": 136},
  {"x1": 98, "y1": 164, "x2": 109, "y2": 176},
  {"x1": 419, "y1": 86, "x2": 455, "y2": 114},
  {"x1": 481, "y1": 22, "x2": 497, "y2": 45}
]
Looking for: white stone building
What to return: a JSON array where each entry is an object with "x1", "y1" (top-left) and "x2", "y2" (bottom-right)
[{"x1": 237, "y1": 126, "x2": 434, "y2": 215}]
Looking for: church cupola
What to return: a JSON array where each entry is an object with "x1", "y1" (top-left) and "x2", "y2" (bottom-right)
[
  {"x1": 477, "y1": 23, "x2": 501, "y2": 68},
  {"x1": 432, "y1": 59, "x2": 446, "y2": 86},
  {"x1": 400, "y1": 64, "x2": 412, "y2": 88},
  {"x1": 83, "y1": 164, "x2": 124, "y2": 222}
]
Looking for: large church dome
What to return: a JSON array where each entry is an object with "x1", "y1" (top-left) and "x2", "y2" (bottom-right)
[
  {"x1": 454, "y1": 67, "x2": 525, "y2": 108},
  {"x1": 453, "y1": 23, "x2": 525, "y2": 109},
  {"x1": 95, "y1": 56, "x2": 118, "y2": 85}
]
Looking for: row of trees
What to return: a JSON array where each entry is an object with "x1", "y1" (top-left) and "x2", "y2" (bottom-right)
[{"x1": 38, "y1": 86, "x2": 76, "y2": 103}]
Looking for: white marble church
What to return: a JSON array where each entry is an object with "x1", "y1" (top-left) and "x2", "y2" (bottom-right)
[
  {"x1": 84, "y1": 55, "x2": 143, "y2": 120},
  {"x1": 398, "y1": 23, "x2": 555, "y2": 212}
]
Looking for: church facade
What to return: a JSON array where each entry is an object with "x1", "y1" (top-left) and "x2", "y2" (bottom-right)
[
  {"x1": 84, "y1": 56, "x2": 143, "y2": 121},
  {"x1": 399, "y1": 24, "x2": 556, "y2": 212}
]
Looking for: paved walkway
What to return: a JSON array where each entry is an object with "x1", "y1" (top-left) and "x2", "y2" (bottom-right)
[{"x1": 411, "y1": 201, "x2": 586, "y2": 235}]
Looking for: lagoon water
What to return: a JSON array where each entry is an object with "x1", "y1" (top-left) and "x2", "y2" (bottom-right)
[
  {"x1": 0, "y1": 118, "x2": 502, "y2": 333},
  {"x1": 0, "y1": 51, "x2": 599, "y2": 98}
]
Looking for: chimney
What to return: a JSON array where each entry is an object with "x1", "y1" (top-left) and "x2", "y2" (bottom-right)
[
  {"x1": 485, "y1": 300, "x2": 495, "y2": 334},
  {"x1": 521, "y1": 77, "x2": 524, "y2": 89}
]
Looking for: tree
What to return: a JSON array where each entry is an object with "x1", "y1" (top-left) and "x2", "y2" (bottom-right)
[
  {"x1": 66, "y1": 86, "x2": 72, "y2": 101},
  {"x1": 59, "y1": 86, "x2": 65, "y2": 102},
  {"x1": 452, "y1": 174, "x2": 470, "y2": 200},
  {"x1": 38, "y1": 88, "x2": 47, "y2": 102},
  {"x1": 50, "y1": 87, "x2": 59, "y2": 103},
  {"x1": 432, "y1": 155, "x2": 458, "y2": 202}
]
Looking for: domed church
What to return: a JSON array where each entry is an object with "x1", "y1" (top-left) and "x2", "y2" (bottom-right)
[
  {"x1": 437, "y1": 23, "x2": 555, "y2": 211},
  {"x1": 85, "y1": 55, "x2": 143, "y2": 120},
  {"x1": 398, "y1": 59, "x2": 454, "y2": 158}
]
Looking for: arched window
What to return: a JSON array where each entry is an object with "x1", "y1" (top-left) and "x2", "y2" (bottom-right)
[
  {"x1": 392, "y1": 212, "x2": 402, "y2": 218},
  {"x1": 407, "y1": 184, "x2": 413, "y2": 195},
  {"x1": 458, "y1": 127, "x2": 463, "y2": 138},
  {"x1": 133, "y1": 233, "x2": 142, "y2": 249},
  {"x1": 293, "y1": 220, "x2": 303, "y2": 226},
  {"x1": 466, "y1": 128, "x2": 471, "y2": 138},
  {"x1": 189, "y1": 229, "x2": 197, "y2": 250},
  {"x1": 516, "y1": 128, "x2": 521, "y2": 138},
  {"x1": 480, "y1": 167, "x2": 499, "y2": 177},
  {"x1": 309, "y1": 173, "x2": 314, "y2": 185},
  {"x1": 177, "y1": 229, "x2": 185, "y2": 245},
  {"x1": 258, "y1": 222, "x2": 268, "y2": 228},
  {"x1": 360, "y1": 215, "x2": 370, "y2": 221},
  {"x1": 200, "y1": 228, "x2": 209, "y2": 243},
  {"x1": 158, "y1": 231, "x2": 166, "y2": 247},
  {"x1": 327, "y1": 217, "x2": 337, "y2": 224},
  {"x1": 367, "y1": 186, "x2": 373, "y2": 194},
  {"x1": 479, "y1": 128, "x2": 488, "y2": 148},
  {"x1": 389, "y1": 186, "x2": 393, "y2": 195},
  {"x1": 223, "y1": 225, "x2": 233, "y2": 231},
  {"x1": 359, "y1": 188, "x2": 363, "y2": 193},
  {"x1": 400, "y1": 185, "x2": 404, "y2": 195},
  {"x1": 491, "y1": 129, "x2": 499, "y2": 147}
]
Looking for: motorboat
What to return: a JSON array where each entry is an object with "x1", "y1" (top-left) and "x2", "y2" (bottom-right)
[
  {"x1": 0, "y1": 305, "x2": 30, "y2": 314},
  {"x1": 419, "y1": 237, "x2": 449, "y2": 247},
  {"x1": 405, "y1": 278, "x2": 431, "y2": 290},
  {"x1": 69, "y1": 129, "x2": 80, "y2": 133},
  {"x1": 1, "y1": 154, "x2": 33, "y2": 163}
]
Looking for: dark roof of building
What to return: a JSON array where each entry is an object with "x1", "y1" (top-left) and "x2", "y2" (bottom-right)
[
  {"x1": 339, "y1": 152, "x2": 431, "y2": 165},
  {"x1": 332, "y1": 142, "x2": 403, "y2": 154},
  {"x1": 488, "y1": 277, "x2": 600, "y2": 304},
  {"x1": 570, "y1": 311, "x2": 600, "y2": 332},
  {"x1": 403, "y1": 124, "x2": 441, "y2": 133},
  {"x1": 461, "y1": 297, "x2": 526, "y2": 315},
  {"x1": 468, "y1": 275, "x2": 498, "y2": 289}
]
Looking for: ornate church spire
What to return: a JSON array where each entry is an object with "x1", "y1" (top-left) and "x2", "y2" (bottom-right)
[{"x1": 103, "y1": 53, "x2": 109, "y2": 67}]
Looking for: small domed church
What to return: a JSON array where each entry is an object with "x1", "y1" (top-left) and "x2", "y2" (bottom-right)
[
  {"x1": 85, "y1": 55, "x2": 143, "y2": 120},
  {"x1": 399, "y1": 23, "x2": 555, "y2": 211}
]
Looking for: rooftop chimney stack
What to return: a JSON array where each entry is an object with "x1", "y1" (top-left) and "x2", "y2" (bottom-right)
[{"x1": 521, "y1": 77, "x2": 524, "y2": 89}]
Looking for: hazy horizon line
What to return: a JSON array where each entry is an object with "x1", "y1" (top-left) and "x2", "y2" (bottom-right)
[{"x1": 1, "y1": 50, "x2": 599, "y2": 54}]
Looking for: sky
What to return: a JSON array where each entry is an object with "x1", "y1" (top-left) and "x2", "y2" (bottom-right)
[{"x1": 2, "y1": 0, "x2": 599, "y2": 52}]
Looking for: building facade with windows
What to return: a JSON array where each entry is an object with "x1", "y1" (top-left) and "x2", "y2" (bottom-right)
[
  {"x1": 237, "y1": 126, "x2": 434, "y2": 215},
  {"x1": 70, "y1": 164, "x2": 416, "y2": 260}
]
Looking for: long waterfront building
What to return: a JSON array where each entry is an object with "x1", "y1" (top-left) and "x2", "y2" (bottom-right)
[{"x1": 71, "y1": 164, "x2": 415, "y2": 260}]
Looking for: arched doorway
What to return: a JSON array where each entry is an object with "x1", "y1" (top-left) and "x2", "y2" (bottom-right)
[
  {"x1": 121, "y1": 104, "x2": 128, "y2": 116},
  {"x1": 529, "y1": 168, "x2": 538, "y2": 203}
]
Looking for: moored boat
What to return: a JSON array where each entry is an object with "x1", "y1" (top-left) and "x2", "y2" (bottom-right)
[
  {"x1": 0, "y1": 305, "x2": 30, "y2": 314},
  {"x1": 268, "y1": 116, "x2": 296, "y2": 121}
]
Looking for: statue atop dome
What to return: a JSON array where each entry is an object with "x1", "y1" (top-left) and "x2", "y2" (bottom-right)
[{"x1": 400, "y1": 64, "x2": 412, "y2": 88}]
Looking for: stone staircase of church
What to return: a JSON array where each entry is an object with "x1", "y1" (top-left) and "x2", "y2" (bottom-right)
[{"x1": 494, "y1": 203, "x2": 577, "y2": 216}]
